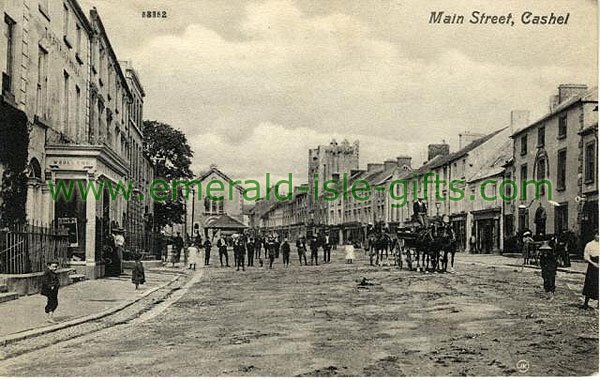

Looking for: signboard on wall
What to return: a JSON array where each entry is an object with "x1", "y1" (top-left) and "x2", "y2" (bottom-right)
[{"x1": 58, "y1": 217, "x2": 79, "y2": 248}]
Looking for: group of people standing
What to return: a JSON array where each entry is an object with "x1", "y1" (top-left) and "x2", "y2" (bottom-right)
[{"x1": 177, "y1": 232, "x2": 337, "y2": 271}]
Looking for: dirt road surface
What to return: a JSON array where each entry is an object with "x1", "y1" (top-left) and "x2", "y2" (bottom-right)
[{"x1": 1, "y1": 249, "x2": 597, "y2": 376}]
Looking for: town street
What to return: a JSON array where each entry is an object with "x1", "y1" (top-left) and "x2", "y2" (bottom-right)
[{"x1": 0, "y1": 249, "x2": 597, "y2": 377}]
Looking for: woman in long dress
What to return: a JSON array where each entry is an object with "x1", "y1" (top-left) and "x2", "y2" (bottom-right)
[{"x1": 581, "y1": 231, "x2": 599, "y2": 309}]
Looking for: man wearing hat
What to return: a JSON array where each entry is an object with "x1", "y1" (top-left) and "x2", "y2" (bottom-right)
[
  {"x1": 413, "y1": 197, "x2": 428, "y2": 227},
  {"x1": 296, "y1": 236, "x2": 307, "y2": 265}
]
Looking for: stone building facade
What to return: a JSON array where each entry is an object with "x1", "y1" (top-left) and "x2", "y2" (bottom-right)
[
  {"x1": 510, "y1": 84, "x2": 598, "y2": 250},
  {"x1": 0, "y1": 0, "x2": 153, "y2": 278}
]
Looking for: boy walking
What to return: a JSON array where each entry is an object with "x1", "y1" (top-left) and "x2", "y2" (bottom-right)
[
  {"x1": 41, "y1": 261, "x2": 60, "y2": 323},
  {"x1": 132, "y1": 256, "x2": 146, "y2": 290}
]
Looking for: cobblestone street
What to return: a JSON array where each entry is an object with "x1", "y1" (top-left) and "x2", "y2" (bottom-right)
[{"x1": 0, "y1": 249, "x2": 597, "y2": 376}]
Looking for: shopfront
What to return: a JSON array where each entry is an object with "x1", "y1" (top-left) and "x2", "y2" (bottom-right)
[
  {"x1": 471, "y1": 208, "x2": 501, "y2": 254},
  {"x1": 45, "y1": 145, "x2": 129, "y2": 279}
]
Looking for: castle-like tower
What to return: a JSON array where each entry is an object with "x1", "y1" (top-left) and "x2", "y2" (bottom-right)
[{"x1": 308, "y1": 139, "x2": 359, "y2": 195}]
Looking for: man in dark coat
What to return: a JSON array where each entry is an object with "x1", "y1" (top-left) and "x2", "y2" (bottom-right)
[
  {"x1": 309, "y1": 237, "x2": 319, "y2": 265},
  {"x1": 41, "y1": 261, "x2": 60, "y2": 322},
  {"x1": 281, "y1": 239, "x2": 291, "y2": 267},
  {"x1": 413, "y1": 198, "x2": 428, "y2": 227},
  {"x1": 173, "y1": 232, "x2": 184, "y2": 266},
  {"x1": 247, "y1": 238, "x2": 255, "y2": 267},
  {"x1": 296, "y1": 236, "x2": 307, "y2": 265},
  {"x1": 234, "y1": 238, "x2": 246, "y2": 271},
  {"x1": 203, "y1": 237, "x2": 212, "y2": 266},
  {"x1": 217, "y1": 236, "x2": 229, "y2": 267}
]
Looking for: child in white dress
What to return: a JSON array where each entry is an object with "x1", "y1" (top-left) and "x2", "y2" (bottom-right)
[{"x1": 345, "y1": 241, "x2": 356, "y2": 264}]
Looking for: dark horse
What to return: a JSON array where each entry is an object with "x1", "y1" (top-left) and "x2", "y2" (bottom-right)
[{"x1": 409, "y1": 220, "x2": 450, "y2": 272}]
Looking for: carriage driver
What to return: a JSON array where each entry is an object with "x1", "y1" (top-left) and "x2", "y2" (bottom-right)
[{"x1": 413, "y1": 197, "x2": 428, "y2": 227}]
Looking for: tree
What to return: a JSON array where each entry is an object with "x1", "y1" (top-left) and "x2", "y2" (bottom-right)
[{"x1": 142, "y1": 120, "x2": 194, "y2": 229}]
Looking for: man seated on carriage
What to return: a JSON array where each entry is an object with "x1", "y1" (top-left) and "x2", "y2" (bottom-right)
[{"x1": 413, "y1": 197, "x2": 428, "y2": 227}]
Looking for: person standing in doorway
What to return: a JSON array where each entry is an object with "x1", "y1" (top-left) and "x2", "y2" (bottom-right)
[
  {"x1": 113, "y1": 227, "x2": 125, "y2": 275},
  {"x1": 41, "y1": 261, "x2": 60, "y2": 323},
  {"x1": 581, "y1": 231, "x2": 599, "y2": 309}
]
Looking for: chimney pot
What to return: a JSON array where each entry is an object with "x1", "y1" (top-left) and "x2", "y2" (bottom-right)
[{"x1": 510, "y1": 110, "x2": 530, "y2": 135}]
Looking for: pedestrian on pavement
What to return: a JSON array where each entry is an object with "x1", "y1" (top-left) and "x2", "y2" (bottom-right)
[
  {"x1": 538, "y1": 241, "x2": 557, "y2": 300},
  {"x1": 173, "y1": 232, "x2": 184, "y2": 267},
  {"x1": 203, "y1": 237, "x2": 212, "y2": 266},
  {"x1": 132, "y1": 255, "x2": 146, "y2": 289},
  {"x1": 113, "y1": 227, "x2": 125, "y2": 275},
  {"x1": 188, "y1": 243, "x2": 200, "y2": 270},
  {"x1": 581, "y1": 231, "x2": 599, "y2": 310},
  {"x1": 296, "y1": 236, "x2": 307, "y2": 265},
  {"x1": 247, "y1": 238, "x2": 255, "y2": 267},
  {"x1": 310, "y1": 237, "x2": 319, "y2": 266},
  {"x1": 40, "y1": 260, "x2": 60, "y2": 323},
  {"x1": 345, "y1": 240, "x2": 355, "y2": 264},
  {"x1": 281, "y1": 239, "x2": 290, "y2": 267},
  {"x1": 217, "y1": 236, "x2": 229, "y2": 267}
]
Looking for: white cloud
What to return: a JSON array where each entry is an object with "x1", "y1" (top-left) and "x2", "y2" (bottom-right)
[{"x1": 83, "y1": 0, "x2": 597, "y2": 183}]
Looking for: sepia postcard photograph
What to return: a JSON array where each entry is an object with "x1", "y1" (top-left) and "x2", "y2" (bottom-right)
[{"x1": 0, "y1": 0, "x2": 598, "y2": 377}]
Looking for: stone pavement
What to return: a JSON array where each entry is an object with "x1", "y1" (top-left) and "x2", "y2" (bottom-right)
[
  {"x1": 455, "y1": 252, "x2": 588, "y2": 275},
  {"x1": 0, "y1": 267, "x2": 180, "y2": 338}
]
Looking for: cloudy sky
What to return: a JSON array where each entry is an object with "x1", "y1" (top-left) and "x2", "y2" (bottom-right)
[{"x1": 83, "y1": 0, "x2": 597, "y2": 184}]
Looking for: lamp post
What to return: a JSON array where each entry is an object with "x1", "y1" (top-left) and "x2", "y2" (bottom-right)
[{"x1": 191, "y1": 188, "x2": 196, "y2": 242}]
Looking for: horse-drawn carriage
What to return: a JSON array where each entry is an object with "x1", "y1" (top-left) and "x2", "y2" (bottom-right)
[{"x1": 393, "y1": 216, "x2": 457, "y2": 272}]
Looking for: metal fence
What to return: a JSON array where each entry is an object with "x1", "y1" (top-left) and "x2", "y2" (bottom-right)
[{"x1": 0, "y1": 224, "x2": 70, "y2": 274}]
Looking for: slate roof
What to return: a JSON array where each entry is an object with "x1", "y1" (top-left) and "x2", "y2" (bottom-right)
[
  {"x1": 206, "y1": 214, "x2": 248, "y2": 229},
  {"x1": 467, "y1": 140, "x2": 512, "y2": 182},
  {"x1": 427, "y1": 127, "x2": 507, "y2": 170},
  {"x1": 511, "y1": 86, "x2": 598, "y2": 137}
]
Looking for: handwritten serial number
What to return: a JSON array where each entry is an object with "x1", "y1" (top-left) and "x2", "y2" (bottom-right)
[{"x1": 142, "y1": 11, "x2": 168, "y2": 19}]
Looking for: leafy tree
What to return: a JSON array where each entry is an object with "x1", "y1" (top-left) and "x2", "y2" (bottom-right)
[{"x1": 142, "y1": 120, "x2": 194, "y2": 229}]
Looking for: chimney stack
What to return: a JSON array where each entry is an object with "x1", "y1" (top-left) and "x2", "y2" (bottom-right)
[
  {"x1": 384, "y1": 160, "x2": 396, "y2": 171},
  {"x1": 427, "y1": 143, "x2": 450, "y2": 161},
  {"x1": 367, "y1": 163, "x2": 384, "y2": 172},
  {"x1": 396, "y1": 155, "x2": 412, "y2": 169},
  {"x1": 458, "y1": 131, "x2": 486, "y2": 149},
  {"x1": 558, "y1": 84, "x2": 588, "y2": 104},
  {"x1": 510, "y1": 110, "x2": 530, "y2": 135}
]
